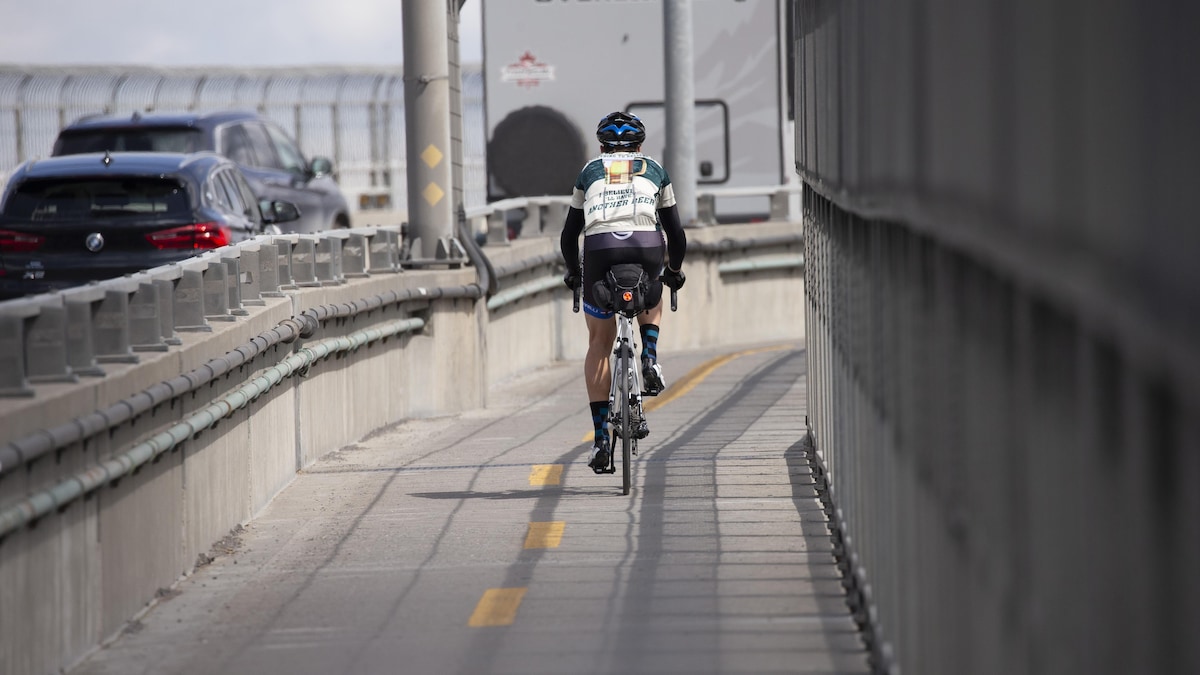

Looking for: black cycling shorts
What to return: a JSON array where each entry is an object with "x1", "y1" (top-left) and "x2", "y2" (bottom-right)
[{"x1": 581, "y1": 230, "x2": 665, "y2": 319}]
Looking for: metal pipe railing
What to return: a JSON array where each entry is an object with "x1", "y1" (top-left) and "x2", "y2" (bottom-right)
[
  {"x1": 0, "y1": 227, "x2": 407, "y2": 399},
  {"x1": 0, "y1": 315, "x2": 429, "y2": 540}
]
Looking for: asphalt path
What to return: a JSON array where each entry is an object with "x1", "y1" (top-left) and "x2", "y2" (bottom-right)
[{"x1": 72, "y1": 342, "x2": 870, "y2": 675}]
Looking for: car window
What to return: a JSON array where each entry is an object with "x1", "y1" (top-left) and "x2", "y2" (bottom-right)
[
  {"x1": 54, "y1": 129, "x2": 203, "y2": 155},
  {"x1": 264, "y1": 124, "x2": 308, "y2": 176},
  {"x1": 220, "y1": 124, "x2": 260, "y2": 167},
  {"x1": 211, "y1": 171, "x2": 240, "y2": 215},
  {"x1": 230, "y1": 170, "x2": 263, "y2": 220},
  {"x1": 2, "y1": 178, "x2": 190, "y2": 221},
  {"x1": 241, "y1": 123, "x2": 280, "y2": 171}
]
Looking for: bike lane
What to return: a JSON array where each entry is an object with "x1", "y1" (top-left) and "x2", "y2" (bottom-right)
[{"x1": 73, "y1": 342, "x2": 869, "y2": 675}]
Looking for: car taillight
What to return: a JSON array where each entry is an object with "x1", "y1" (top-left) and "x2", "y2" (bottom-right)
[
  {"x1": 0, "y1": 229, "x2": 45, "y2": 253},
  {"x1": 145, "y1": 222, "x2": 232, "y2": 250}
]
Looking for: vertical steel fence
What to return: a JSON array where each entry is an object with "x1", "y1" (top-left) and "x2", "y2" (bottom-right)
[
  {"x1": 794, "y1": 1, "x2": 1200, "y2": 673},
  {"x1": 0, "y1": 65, "x2": 487, "y2": 214}
]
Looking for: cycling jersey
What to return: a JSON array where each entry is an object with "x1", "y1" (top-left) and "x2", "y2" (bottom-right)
[
  {"x1": 561, "y1": 151, "x2": 686, "y2": 312},
  {"x1": 570, "y1": 152, "x2": 677, "y2": 236}
]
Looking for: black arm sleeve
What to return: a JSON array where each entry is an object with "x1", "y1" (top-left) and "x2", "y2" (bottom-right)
[
  {"x1": 560, "y1": 206, "x2": 585, "y2": 272},
  {"x1": 657, "y1": 205, "x2": 687, "y2": 270}
]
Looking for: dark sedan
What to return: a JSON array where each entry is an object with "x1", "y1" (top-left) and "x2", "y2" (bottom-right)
[
  {"x1": 53, "y1": 110, "x2": 351, "y2": 234},
  {"x1": 0, "y1": 151, "x2": 298, "y2": 299}
]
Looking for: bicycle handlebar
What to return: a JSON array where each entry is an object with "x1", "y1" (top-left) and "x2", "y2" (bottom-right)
[
  {"x1": 670, "y1": 287, "x2": 677, "y2": 312},
  {"x1": 573, "y1": 282, "x2": 581, "y2": 313}
]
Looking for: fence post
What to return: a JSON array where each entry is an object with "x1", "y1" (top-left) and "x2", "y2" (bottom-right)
[
  {"x1": 93, "y1": 283, "x2": 139, "y2": 363},
  {"x1": 343, "y1": 233, "x2": 370, "y2": 278},
  {"x1": 770, "y1": 189, "x2": 790, "y2": 221},
  {"x1": 0, "y1": 299, "x2": 41, "y2": 397},
  {"x1": 488, "y1": 210, "x2": 509, "y2": 245},
  {"x1": 25, "y1": 298, "x2": 77, "y2": 384},
  {"x1": 315, "y1": 233, "x2": 347, "y2": 285},
  {"x1": 222, "y1": 255, "x2": 249, "y2": 316},
  {"x1": 236, "y1": 247, "x2": 266, "y2": 306},
  {"x1": 173, "y1": 265, "x2": 211, "y2": 333},
  {"x1": 367, "y1": 229, "x2": 401, "y2": 274},
  {"x1": 61, "y1": 286, "x2": 107, "y2": 375},
  {"x1": 129, "y1": 280, "x2": 169, "y2": 352},
  {"x1": 290, "y1": 237, "x2": 320, "y2": 287},
  {"x1": 153, "y1": 275, "x2": 183, "y2": 345},
  {"x1": 201, "y1": 258, "x2": 236, "y2": 322},
  {"x1": 273, "y1": 236, "x2": 298, "y2": 292}
]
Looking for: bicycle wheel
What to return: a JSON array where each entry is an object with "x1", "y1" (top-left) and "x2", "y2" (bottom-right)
[{"x1": 618, "y1": 342, "x2": 633, "y2": 495}]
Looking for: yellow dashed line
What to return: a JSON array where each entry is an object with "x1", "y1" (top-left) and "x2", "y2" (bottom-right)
[
  {"x1": 646, "y1": 344, "x2": 794, "y2": 412},
  {"x1": 529, "y1": 464, "x2": 563, "y2": 485},
  {"x1": 468, "y1": 587, "x2": 527, "y2": 627},
  {"x1": 580, "y1": 344, "x2": 795, "y2": 442},
  {"x1": 524, "y1": 521, "x2": 565, "y2": 549}
]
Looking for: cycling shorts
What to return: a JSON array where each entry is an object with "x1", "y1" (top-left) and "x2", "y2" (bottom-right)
[{"x1": 581, "y1": 230, "x2": 665, "y2": 319}]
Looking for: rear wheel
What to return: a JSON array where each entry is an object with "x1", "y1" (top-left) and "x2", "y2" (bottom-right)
[{"x1": 618, "y1": 345, "x2": 633, "y2": 495}]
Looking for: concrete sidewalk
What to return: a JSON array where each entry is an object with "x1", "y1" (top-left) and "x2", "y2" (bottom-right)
[{"x1": 72, "y1": 342, "x2": 869, "y2": 675}]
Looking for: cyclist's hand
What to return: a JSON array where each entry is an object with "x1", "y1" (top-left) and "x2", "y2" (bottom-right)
[
  {"x1": 662, "y1": 267, "x2": 686, "y2": 290},
  {"x1": 563, "y1": 271, "x2": 581, "y2": 291}
]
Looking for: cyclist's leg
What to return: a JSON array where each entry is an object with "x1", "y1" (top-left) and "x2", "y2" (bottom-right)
[
  {"x1": 633, "y1": 234, "x2": 668, "y2": 395},
  {"x1": 584, "y1": 314, "x2": 616, "y2": 402},
  {"x1": 581, "y1": 236, "x2": 620, "y2": 403},
  {"x1": 585, "y1": 316, "x2": 616, "y2": 472},
  {"x1": 582, "y1": 236, "x2": 621, "y2": 472}
]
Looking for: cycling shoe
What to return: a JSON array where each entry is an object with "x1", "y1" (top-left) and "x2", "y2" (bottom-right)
[
  {"x1": 588, "y1": 436, "x2": 614, "y2": 474},
  {"x1": 642, "y1": 359, "x2": 666, "y2": 396}
]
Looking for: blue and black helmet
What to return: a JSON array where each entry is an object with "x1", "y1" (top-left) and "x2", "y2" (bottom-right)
[{"x1": 596, "y1": 111, "x2": 646, "y2": 149}]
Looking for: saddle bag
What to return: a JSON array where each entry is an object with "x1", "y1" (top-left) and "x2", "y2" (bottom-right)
[{"x1": 592, "y1": 263, "x2": 662, "y2": 314}]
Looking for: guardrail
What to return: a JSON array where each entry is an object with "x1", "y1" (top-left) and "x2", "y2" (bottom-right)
[
  {"x1": 462, "y1": 183, "x2": 803, "y2": 244},
  {"x1": 0, "y1": 226, "x2": 433, "y2": 399},
  {"x1": 696, "y1": 184, "x2": 803, "y2": 225}
]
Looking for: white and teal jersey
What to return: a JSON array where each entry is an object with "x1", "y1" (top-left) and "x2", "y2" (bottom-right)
[{"x1": 570, "y1": 152, "x2": 676, "y2": 236}]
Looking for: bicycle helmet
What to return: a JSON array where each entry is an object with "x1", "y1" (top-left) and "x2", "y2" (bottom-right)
[{"x1": 596, "y1": 111, "x2": 646, "y2": 149}]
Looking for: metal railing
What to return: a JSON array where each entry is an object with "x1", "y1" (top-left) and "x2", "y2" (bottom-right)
[
  {"x1": 0, "y1": 226, "x2": 429, "y2": 397},
  {"x1": 464, "y1": 184, "x2": 802, "y2": 243}
]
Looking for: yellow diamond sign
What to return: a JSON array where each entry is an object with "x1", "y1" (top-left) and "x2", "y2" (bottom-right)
[
  {"x1": 421, "y1": 144, "x2": 443, "y2": 168},
  {"x1": 423, "y1": 182, "x2": 445, "y2": 206}
]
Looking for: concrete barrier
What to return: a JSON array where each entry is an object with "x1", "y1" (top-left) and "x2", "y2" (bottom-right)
[{"x1": 0, "y1": 219, "x2": 803, "y2": 675}]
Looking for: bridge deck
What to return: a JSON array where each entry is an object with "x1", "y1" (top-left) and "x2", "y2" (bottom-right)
[{"x1": 74, "y1": 342, "x2": 869, "y2": 675}]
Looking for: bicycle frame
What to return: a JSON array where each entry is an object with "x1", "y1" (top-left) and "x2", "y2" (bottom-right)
[
  {"x1": 609, "y1": 309, "x2": 643, "y2": 494},
  {"x1": 572, "y1": 271, "x2": 677, "y2": 496}
]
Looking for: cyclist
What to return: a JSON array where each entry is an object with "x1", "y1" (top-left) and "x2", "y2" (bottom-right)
[{"x1": 561, "y1": 111, "x2": 687, "y2": 474}]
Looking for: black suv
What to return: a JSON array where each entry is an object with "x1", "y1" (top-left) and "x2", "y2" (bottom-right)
[
  {"x1": 0, "y1": 151, "x2": 298, "y2": 298},
  {"x1": 53, "y1": 111, "x2": 350, "y2": 234}
]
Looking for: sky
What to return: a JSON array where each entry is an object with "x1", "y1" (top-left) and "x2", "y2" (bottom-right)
[{"x1": 0, "y1": 0, "x2": 484, "y2": 67}]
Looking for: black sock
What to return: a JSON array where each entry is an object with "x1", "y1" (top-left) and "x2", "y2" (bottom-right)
[
  {"x1": 640, "y1": 323, "x2": 659, "y2": 363},
  {"x1": 590, "y1": 401, "x2": 609, "y2": 441}
]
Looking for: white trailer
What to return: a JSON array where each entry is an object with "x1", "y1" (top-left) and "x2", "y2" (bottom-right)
[{"x1": 481, "y1": 0, "x2": 791, "y2": 221}]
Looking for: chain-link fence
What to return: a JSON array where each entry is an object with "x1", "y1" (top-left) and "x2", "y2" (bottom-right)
[
  {"x1": 0, "y1": 65, "x2": 487, "y2": 216},
  {"x1": 794, "y1": 1, "x2": 1200, "y2": 673}
]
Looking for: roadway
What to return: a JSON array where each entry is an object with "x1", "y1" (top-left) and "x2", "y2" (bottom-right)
[{"x1": 70, "y1": 342, "x2": 868, "y2": 675}]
